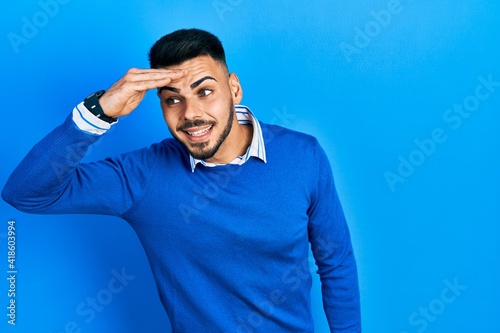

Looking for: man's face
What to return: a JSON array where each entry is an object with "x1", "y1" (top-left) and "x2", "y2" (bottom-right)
[{"x1": 158, "y1": 56, "x2": 242, "y2": 162}]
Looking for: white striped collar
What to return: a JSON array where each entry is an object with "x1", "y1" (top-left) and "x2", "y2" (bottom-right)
[{"x1": 189, "y1": 105, "x2": 266, "y2": 172}]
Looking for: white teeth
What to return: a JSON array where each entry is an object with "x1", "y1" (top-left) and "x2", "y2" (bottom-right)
[{"x1": 187, "y1": 126, "x2": 212, "y2": 137}]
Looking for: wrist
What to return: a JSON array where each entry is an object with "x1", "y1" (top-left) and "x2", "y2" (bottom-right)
[
  {"x1": 73, "y1": 102, "x2": 114, "y2": 135},
  {"x1": 83, "y1": 90, "x2": 117, "y2": 124}
]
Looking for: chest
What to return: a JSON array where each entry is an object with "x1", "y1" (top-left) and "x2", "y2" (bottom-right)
[{"x1": 127, "y1": 160, "x2": 313, "y2": 260}]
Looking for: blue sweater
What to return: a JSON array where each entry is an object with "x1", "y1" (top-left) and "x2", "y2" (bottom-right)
[{"x1": 2, "y1": 115, "x2": 360, "y2": 332}]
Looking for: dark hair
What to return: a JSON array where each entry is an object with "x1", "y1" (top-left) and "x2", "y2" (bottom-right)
[{"x1": 148, "y1": 28, "x2": 227, "y2": 70}]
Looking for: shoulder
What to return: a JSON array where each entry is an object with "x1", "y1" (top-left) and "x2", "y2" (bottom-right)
[
  {"x1": 106, "y1": 138, "x2": 189, "y2": 171},
  {"x1": 148, "y1": 138, "x2": 190, "y2": 170},
  {"x1": 138, "y1": 138, "x2": 187, "y2": 162},
  {"x1": 154, "y1": 137, "x2": 186, "y2": 154},
  {"x1": 260, "y1": 122, "x2": 321, "y2": 152},
  {"x1": 259, "y1": 122, "x2": 330, "y2": 178},
  {"x1": 123, "y1": 137, "x2": 185, "y2": 157}
]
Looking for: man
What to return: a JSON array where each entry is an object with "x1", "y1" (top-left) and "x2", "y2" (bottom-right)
[{"x1": 2, "y1": 29, "x2": 361, "y2": 332}]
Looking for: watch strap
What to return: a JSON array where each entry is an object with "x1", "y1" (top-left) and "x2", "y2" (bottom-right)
[{"x1": 83, "y1": 90, "x2": 117, "y2": 124}]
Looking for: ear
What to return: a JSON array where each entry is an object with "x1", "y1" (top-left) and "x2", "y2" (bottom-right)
[{"x1": 229, "y1": 73, "x2": 243, "y2": 105}]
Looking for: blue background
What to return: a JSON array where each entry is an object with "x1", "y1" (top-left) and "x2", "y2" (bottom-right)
[{"x1": 1, "y1": 1, "x2": 499, "y2": 332}]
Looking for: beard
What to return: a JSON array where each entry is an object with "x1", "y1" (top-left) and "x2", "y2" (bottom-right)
[{"x1": 175, "y1": 102, "x2": 235, "y2": 161}]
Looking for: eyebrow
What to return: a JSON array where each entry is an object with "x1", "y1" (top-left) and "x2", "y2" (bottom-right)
[
  {"x1": 159, "y1": 76, "x2": 217, "y2": 94},
  {"x1": 191, "y1": 76, "x2": 217, "y2": 89}
]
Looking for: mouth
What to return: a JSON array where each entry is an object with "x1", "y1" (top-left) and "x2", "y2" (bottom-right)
[{"x1": 182, "y1": 125, "x2": 214, "y2": 142}]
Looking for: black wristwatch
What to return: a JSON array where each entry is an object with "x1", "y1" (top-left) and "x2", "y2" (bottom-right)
[{"x1": 83, "y1": 90, "x2": 117, "y2": 124}]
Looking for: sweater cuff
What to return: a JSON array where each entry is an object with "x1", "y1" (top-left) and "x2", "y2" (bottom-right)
[{"x1": 72, "y1": 101, "x2": 117, "y2": 135}]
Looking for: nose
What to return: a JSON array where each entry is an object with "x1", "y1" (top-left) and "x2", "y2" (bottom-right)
[{"x1": 183, "y1": 98, "x2": 204, "y2": 120}]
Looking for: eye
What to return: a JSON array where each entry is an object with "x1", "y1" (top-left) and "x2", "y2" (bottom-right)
[
  {"x1": 199, "y1": 89, "x2": 213, "y2": 97},
  {"x1": 165, "y1": 97, "x2": 181, "y2": 106}
]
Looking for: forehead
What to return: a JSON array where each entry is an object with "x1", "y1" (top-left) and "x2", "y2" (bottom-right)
[{"x1": 167, "y1": 55, "x2": 226, "y2": 80}]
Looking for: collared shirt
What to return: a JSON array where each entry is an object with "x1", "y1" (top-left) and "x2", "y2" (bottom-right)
[{"x1": 189, "y1": 105, "x2": 266, "y2": 172}]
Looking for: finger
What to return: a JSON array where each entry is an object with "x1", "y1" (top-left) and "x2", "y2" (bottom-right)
[
  {"x1": 130, "y1": 67, "x2": 188, "y2": 73},
  {"x1": 126, "y1": 75, "x2": 183, "y2": 92},
  {"x1": 122, "y1": 70, "x2": 188, "y2": 89},
  {"x1": 126, "y1": 67, "x2": 188, "y2": 79}
]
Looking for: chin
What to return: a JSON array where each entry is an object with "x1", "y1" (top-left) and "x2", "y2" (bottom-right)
[{"x1": 189, "y1": 147, "x2": 217, "y2": 160}]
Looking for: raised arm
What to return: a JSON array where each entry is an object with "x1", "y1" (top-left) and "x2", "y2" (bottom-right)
[{"x1": 2, "y1": 68, "x2": 188, "y2": 215}]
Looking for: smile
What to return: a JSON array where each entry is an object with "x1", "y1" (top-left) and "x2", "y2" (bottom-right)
[{"x1": 186, "y1": 125, "x2": 213, "y2": 137}]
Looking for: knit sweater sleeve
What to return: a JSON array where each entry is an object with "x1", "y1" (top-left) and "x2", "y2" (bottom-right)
[
  {"x1": 307, "y1": 139, "x2": 361, "y2": 332},
  {"x1": 2, "y1": 114, "x2": 155, "y2": 216}
]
